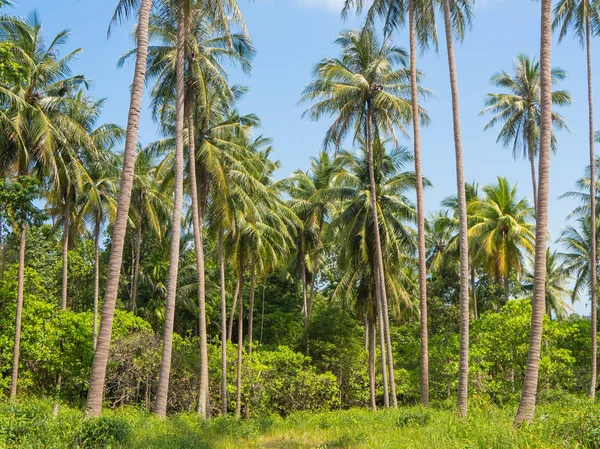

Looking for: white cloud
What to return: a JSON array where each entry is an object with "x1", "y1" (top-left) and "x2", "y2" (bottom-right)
[{"x1": 297, "y1": 0, "x2": 345, "y2": 13}]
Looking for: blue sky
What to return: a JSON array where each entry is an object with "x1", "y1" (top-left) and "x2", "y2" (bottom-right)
[{"x1": 8, "y1": 0, "x2": 597, "y2": 313}]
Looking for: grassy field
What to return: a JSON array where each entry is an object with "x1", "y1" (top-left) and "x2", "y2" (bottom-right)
[{"x1": 2, "y1": 396, "x2": 600, "y2": 448}]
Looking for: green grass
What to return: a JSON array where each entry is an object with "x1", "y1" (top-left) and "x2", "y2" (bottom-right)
[{"x1": 2, "y1": 396, "x2": 600, "y2": 448}]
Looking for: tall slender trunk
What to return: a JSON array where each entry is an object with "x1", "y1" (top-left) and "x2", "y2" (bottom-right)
[
  {"x1": 93, "y1": 215, "x2": 100, "y2": 350},
  {"x1": 10, "y1": 224, "x2": 26, "y2": 399},
  {"x1": 409, "y1": 0, "x2": 429, "y2": 407},
  {"x1": 587, "y1": 16, "x2": 598, "y2": 400},
  {"x1": 368, "y1": 315, "x2": 376, "y2": 411},
  {"x1": 228, "y1": 279, "x2": 241, "y2": 341},
  {"x1": 130, "y1": 220, "x2": 142, "y2": 313},
  {"x1": 260, "y1": 280, "x2": 266, "y2": 344},
  {"x1": 443, "y1": 0, "x2": 470, "y2": 417},
  {"x1": 248, "y1": 257, "x2": 256, "y2": 356},
  {"x1": 528, "y1": 138, "x2": 538, "y2": 215},
  {"x1": 153, "y1": 2, "x2": 186, "y2": 418},
  {"x1": 376, "y1": 269, "x2": 389, "y2": 408},
  {"x1": 366, "y1": 101, "x2": 398, "y2": 408},
  {"x1": 307, "y1": 221, "x2": 323, "y2": 326},
  {"x1": 515, "y1": 0, "x2": 552, "y2": 423},
  {"x1": 60, "y1": 185, "x2": 71, "y2": 310},
  {"x1": 187, "y1": 99, "x2": 209, "y2": 417},
  {"x1": 235, "y1": 260, "x2": 245, "y2": 418},
  {"x1": 301, "y1": 249, "x2": 308, "y2": 319},
  {"x1": 503, "y1": 275, "x2": 509, "y2": 305},
  {"x1": 84, "y1": 0, "x2": 153, "y2": 417},
  {"x1": 471, "y1": 265, "x2": 478, "y2": 321},
  {"x1": 219, "y1": 230, "x2": 227, "y2": 415}
]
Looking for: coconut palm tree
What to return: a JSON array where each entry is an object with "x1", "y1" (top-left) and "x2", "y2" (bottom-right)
[
  {"x1": 154, "y1": 0, "x2": 186, "y2": 419},
  {"x1": 85, "y1": 0, "x2": 154, "y2": 417},
  {"x1": 560, "y1": 216, "x2": 600, "y2": 306},
  {"x1": 553, "y1": 0, "x2": 600, "y2": 399},
  {"x1": 480, "y1": 54, "x2": 571, "y2": 212},
  {"x1": 343, "y1": 0, "x2": 438, "y2": 406},
  {"x1": 301, "y1": 26, "x2": 427, "y2": 408},
  {"x1": 516, "y1": 0, "x2": 554, "y2": 424},
  {"x1": 326, "y1": 143, "x2": 418, "y2": 409},
  {"x1": 468, "y1": 177, "x2": 535, "y2": 305},
  {"x1": 523, "y1": 249, "x2": 577, "y2": 320},
  {"x1": 0, "y1": 13, "x2": 91, "y2": 399}
]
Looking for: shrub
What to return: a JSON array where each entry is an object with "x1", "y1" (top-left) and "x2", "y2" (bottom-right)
[{"x1": 79, "y1": 416, "x2": 132, "y2": 448}]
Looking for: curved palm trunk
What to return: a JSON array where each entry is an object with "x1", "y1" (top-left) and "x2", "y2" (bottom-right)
[
  {"x1": 301, "y1": 249, "x2": 308, "y2": 319},
  {"x1": 409, "y1": 0, "x2": 429, "y2": 407},
  {"x1": 10, "y1": 224, "x2": 26, "y2": 399},
  {"x1": 187, "y1": 101, "x2": 210, "y2": 417},
  {"x1": 93, "y1": 216, "x2": 100, "y2": 350},
  {"x1": 130, "y1": 220, "x2": 142, "y2": 313},
  {"x1": 515, "y1": 0, "x2": 552, "y2": 423},
  {"x1": 586, "y1": 16, "x2": 598, "y2": 400},
  {"x1": 218, "y1": 230, "x2": 228, "y2": 415},
  {"x1": 366, "y1": 102, "x2": 397, "y2": 407},
  {"x1": 61, "y1": 185, "x2": 71, "y2": 310},
  {"x1": 228, "y1": 279, "x2": 241, "y2": 341},
  {"x1": 84, "y1": 0, "x2": 153, "y2": 417},
  {"x1": 442, "y1": 0, "x2": 470, "y2": 417},
  {"x1": 153, "y1": 2, "x2": 186, "y2": 418},
  {"x1": 235, "y1": 260, "x2": 245, "y2": 418}
]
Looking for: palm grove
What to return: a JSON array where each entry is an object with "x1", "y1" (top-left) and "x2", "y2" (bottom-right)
[{"x1": 0, "y1": 0, "x2": 598, "y2": 424}]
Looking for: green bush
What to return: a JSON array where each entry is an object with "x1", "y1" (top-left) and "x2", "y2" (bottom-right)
[{"x1": 79, "y1": 416, "x2": 132, "y2": 448}]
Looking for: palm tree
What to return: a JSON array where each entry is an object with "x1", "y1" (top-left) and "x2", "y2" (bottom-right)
[
  {"x1": 438, "y1": 0, "x2": 474, "y2": 416},
  {"x1": 283, "y1": 151, "x2": 338, "y2": 330},
  {"x1": 560, "y1": 216, "x2": 599, "y2": 305},
  {"x1": 343, "y1": 0, "x2": 438, "y2": 407},
  {"x1": 85, "y1": 0, "x2": 154, "y2": 417},
  {"x1": 327, "y1": 144, "x2": 418, "y2": 409},
  {"x1": 553, "y1": 0, "x2": 600, "y2": 399},
  {"x1": 301, "y1": 26, "x2": 426, "y2": 408},
  {"x1": 516, "y1": 0, "x2": 554, "y2": 424},
  {"x1": 468, "y1": 177, "x2": 535, "y2": 305},
  {"x1": 523, "y1": 249, "x2": 576, "y2": 320},
  {"x1": 480, "y1": 54, "x2": 571, "y2": 212},
  {"x1": 154, "y1": 0, "x2": 186, "y2": 419},
  {"x1": 0, "y1": 13, "x2": 91, "y2": 399}
]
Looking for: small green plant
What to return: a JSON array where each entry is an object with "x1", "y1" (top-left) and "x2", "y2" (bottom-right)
[
  {"x1": 395, "y1": 409, "x2": 431, "y2": 428},
  {"x1": 78, "y1": 416, "x2": 131, "y2": 448}
]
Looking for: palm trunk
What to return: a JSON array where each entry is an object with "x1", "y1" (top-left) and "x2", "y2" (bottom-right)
[
  {"x1": 442, "y1": 0, "x2": 470, "y2": 417},
  {"x1": 248, "y1": 257, "x2": 256, "y2": 356},
  {"x1": 187, "y1": 98, "x2": 209, "y2": 417},
  {"x1": 130, "y1": 220, "x2": 142, "y2": 313},
  {"x1": 228, "y1": 279, "x2": 241, "y2": 341},
  {"x1": 528, "y1": 138, "x2": 538, "y2": 215},
  {"x1": 235, "y1": 260, "x2": 245, "y2": 418},
  {"x1": 471, "y1": 265, "x2": 478, "y2": 321},
  {"x1": 515, "y1": 0, "x2": 552, "y2": 423},
  {"x1": 368, "y1": 315, "x2": 376, "y2": 411},
  {"x1": 376, "y1": 270, "x2": 389, "y2": 408},
  {"x1": 93, "y1": 215, "x2": 100, "y2": 350},
  {"x1": 307, "y1": 221, "x2": 323, "y2": 326},
  {"x1": 366, "y1": 100, "x2": 398, "y2": 408},
  {"x1": 10, "y1": 224, "x2": 26, "y2": 399},
  {"x1": 301, "y1": 249, "x2": 308, "y2": 319},
  {"x1": 84, "y1": 0, "x2": 153, "y2": 417},
  {"x1": 219, "y1": 229, "x2": 227, "y2": 415},
  {"x1": 60, "y1": 185, "x2": 71, "y2": 310},
  {"x1": 503, "y1": 275, "x2": 509, "y2": 305},
  {"x1": 409, "y1": 0, "x2": 429, "y2": 407},
  {"x1": 587, "y1": 16, "x2": 598, "y2": 400},
  {"x1": 153, "y1": 1, "x2": 185, "y2": 418}
]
